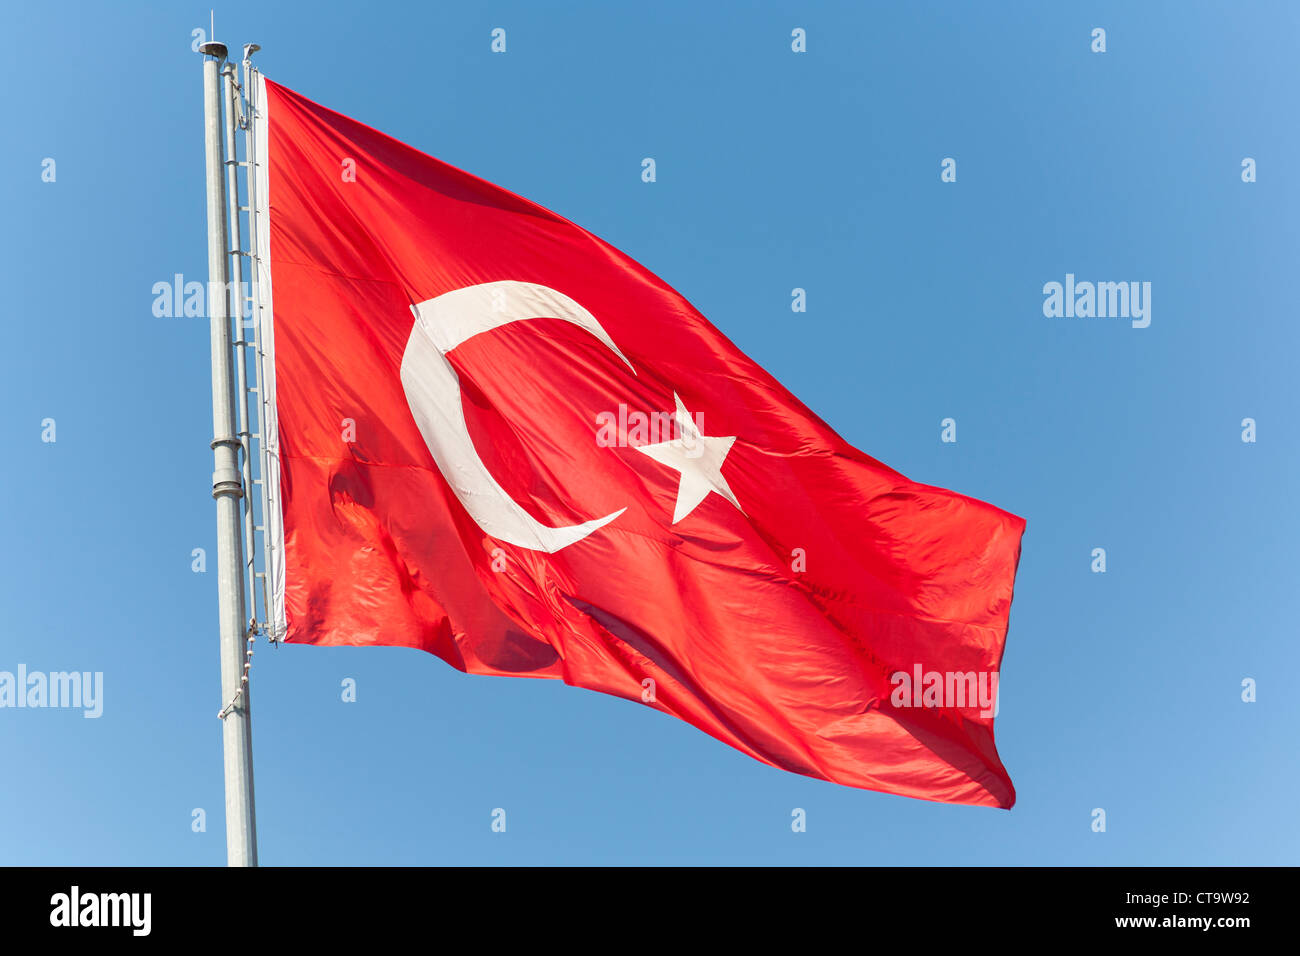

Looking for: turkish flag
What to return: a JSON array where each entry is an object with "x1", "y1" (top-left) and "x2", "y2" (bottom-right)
[{"x1": 250, "y1": 76, "x2": 1025, "y2": 807}]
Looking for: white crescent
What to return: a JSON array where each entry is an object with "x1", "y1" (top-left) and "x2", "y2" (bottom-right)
[{"x1": 400, "y1": 280, "x2": 632, "y2": 553}]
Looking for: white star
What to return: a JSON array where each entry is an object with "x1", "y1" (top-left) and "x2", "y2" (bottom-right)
[{"x1": 633, "y1": 393, "x2": 742, "y2": 524}]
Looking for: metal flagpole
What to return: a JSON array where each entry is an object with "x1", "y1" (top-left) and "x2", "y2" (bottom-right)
[{"x1": 199, "y1": 37, "x2": 259, "y2": 867}]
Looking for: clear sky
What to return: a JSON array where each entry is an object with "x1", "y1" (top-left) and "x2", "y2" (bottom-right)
[{"x1": 2, "y1": 0, "x2": 1296, "y2": 865}]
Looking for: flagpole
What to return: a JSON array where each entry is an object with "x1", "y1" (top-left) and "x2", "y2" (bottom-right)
[{"x1": 200, "y1": 38, "x2": 259, "y2": 867}]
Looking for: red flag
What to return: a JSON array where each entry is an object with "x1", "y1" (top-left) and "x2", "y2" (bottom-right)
[{"x1": 250, "y1": 76, "x2": 1025, "y2": 807}]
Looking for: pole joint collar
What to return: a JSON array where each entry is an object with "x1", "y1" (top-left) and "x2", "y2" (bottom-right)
[{"x1": 212, "y1": 467, "x2": 244, "y2": 500}]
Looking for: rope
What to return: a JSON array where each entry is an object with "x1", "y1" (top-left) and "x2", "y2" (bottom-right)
[{"x1": 217, "y1": 624, "x2": 257, "y2": 720}]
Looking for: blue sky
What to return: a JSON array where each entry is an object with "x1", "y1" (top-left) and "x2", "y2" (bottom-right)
[{"x1": 2, "y1": 0, "x2": 1296, "y2": 864}]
